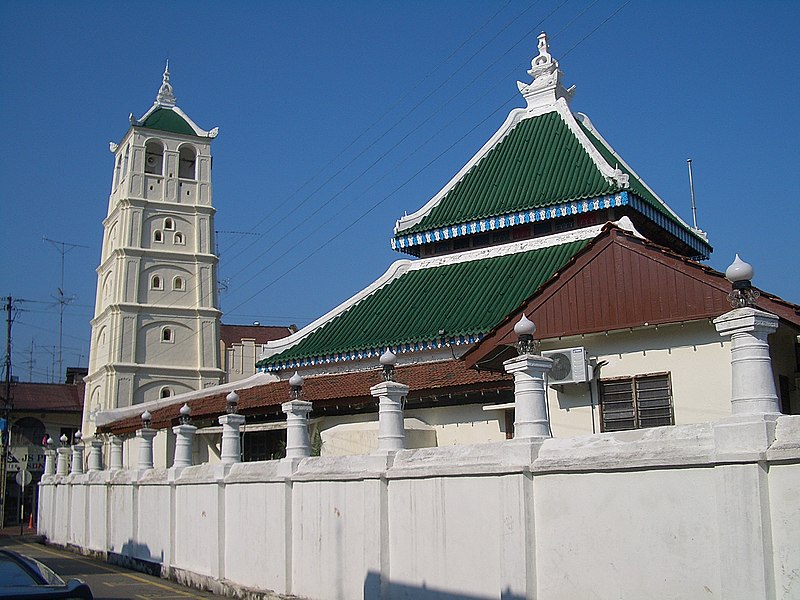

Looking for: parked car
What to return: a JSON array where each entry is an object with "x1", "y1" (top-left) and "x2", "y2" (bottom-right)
[{"x1": 0, "y1": 549, "x2": 93, "y2": 599}]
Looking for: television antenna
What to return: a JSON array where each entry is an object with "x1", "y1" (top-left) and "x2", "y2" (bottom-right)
[{"x1": 43, "y1": 237, "x2": 88, "y2": 381}]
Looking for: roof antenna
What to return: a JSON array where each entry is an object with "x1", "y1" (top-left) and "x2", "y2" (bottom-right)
[{"x1": 687, "y1": 158, "x2": 698, "y2": 229}]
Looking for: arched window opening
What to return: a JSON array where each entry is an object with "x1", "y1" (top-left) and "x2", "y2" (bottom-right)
[
  {"x1": 178, "y1": 146, "x2": 197, "y2": 180},
  {"x1": 11, "y1": 417, "x2": 46, "y2": 447},
  {"x1": 153, "y1": 230, "x2": 163, "y2": 243},
  {"x1": 113, "y1": 156, "x2": 122, "y2": 189},
  {"x1": 151, "y1": 275, "x2": 163, "y2": 290},
  {"x1": 160, "y1": 387, "x2": 173, "y2": 399},
  {"x1": 123, "y1": 145, "x2": 130, "y2": 178},
  {"x1": 161, "y1": 327, "x2": 173, "y2": 343},
  {"x1": 173, "y1": 276, "x2": 185, "y2": 291},
  {"x1": 144, "y1": 140, "x2": 164, "y2": 175},
  {"x1": 164, "y1": 217, "x2": 174, "y2": 231},
  {"x1": 174, "y1": 232, "x2": 184, "y2": 245}
]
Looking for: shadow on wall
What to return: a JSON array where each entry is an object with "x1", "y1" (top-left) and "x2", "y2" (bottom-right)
[
  {"x1": 109, "y1": 539, "x2": 163, "y2": 577},
  {"x1": 364, "y1": 572, "x2": 526, "y2": 600}
]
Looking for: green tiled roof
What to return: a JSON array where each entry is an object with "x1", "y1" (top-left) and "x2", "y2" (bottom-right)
[
  {"x1": 259, "y1": 239, "x2": 590, "y2": 369},
  {"x1": 139, "y1": 108, "x2": 197, "y2": 136},
  {"x1": 401, "y1": 112, "x2": 617, "y2": 235}
]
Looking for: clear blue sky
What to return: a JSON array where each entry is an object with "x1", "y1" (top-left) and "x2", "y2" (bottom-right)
[{"x1": 1, "y1": 1, "x2": 798, "y2": 383}]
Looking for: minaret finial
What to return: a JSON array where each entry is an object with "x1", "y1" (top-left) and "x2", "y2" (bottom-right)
[
  {"x1": 156, "y1": 60, "x2": 176, "y2": 108},
  {"x1": 516, "y1": 32, "x2": 575, "y2": 109}
]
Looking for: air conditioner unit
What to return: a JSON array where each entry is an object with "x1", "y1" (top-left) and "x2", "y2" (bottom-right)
[{"x1": 542, "y1": 347, "x2": 589, "y2": 385}]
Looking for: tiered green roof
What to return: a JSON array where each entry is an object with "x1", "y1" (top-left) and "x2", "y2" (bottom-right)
[
  {"x1": 393, "y1": 110, "x2": 709, "y2": 257},
  {"x1": 258, "y1": 239, "x2": 590, "y2": 370},
  {"x1": 399, "y1": 112, "x2": 616, "y2": 234}
]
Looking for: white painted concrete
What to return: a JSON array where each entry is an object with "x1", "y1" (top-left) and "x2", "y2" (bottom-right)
[{"x1": 39, "y1": 414, "x2": 800, "y2": 600}]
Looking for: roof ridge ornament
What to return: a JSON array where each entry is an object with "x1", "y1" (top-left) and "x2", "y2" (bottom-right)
[
  {"x1": 156, "y1": 60, "x2": 177, "y2": 108},
  {"x1": 517, "y1": 32, "x2": 576, "y2": 110}
]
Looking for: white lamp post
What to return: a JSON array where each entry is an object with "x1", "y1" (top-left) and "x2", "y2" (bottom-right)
[
  {"x1": 56, "y1": 434, "x2": 70, "y2": 476},
  {"x1": 219, "y1": 391, "x2": 246, "y2": 466},
  {"x1": 714, "y1": 255, "x2": 780, "y2": 415},
  {"x1": 503, "y1": 314, "x2": 554, "y2": 439},
  {"x1": 70, "y1": 431, "x2": 84, "y2": 474},
  {"x1": 282, "y1": 373, "x2": 312, "y2": 460},
  {"x1": 371, "y1": 349, "x2": 409, "y2": 453},
  {"x1": 172, "y1": 404, "x2": 197, "y2": 468},
  {"x1": 136, "y1": 410, "x2": 157, "y2": 471}
]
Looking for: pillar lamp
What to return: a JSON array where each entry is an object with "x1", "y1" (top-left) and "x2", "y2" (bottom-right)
[
  {"x1": 226, "y1": 390, "x2": 239, "y2": 414},
  {"x1": 380, "y1": 349, "x2": 397, "y2": 382},
  {"x1": 289, "y1": 372, "x2": 304, "y2": 400},
  {"x1": 141, "y1": 410, "x2": 152, "y2": 429},
  {"x1": 725, "y1": 254, "x2": 760, "y2": 308},
  {"x1": 514, "y1": 314, "x2": 538, "y2": 354}
]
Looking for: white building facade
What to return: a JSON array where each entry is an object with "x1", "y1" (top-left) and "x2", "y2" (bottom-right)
[{"x1": 82, "y1": 66, "x2": 223, "y2": 437}]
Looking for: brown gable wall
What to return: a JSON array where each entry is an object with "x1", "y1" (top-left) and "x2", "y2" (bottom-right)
[{"x1": 465, "y1": 228, "x2": 800, "y2": 368}]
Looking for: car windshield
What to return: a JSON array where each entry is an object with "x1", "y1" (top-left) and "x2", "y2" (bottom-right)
[
  {"x1": 0, "y1": 555, "x2": 40, "y2": 586},
  {"x1": 19, "y1": 554, "x2": 66, "y2": 585}
]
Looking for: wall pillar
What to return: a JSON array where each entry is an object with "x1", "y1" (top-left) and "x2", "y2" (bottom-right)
[
  {"x1": 713, "y1": 307, "x2": 781, "y2": 415},
  {"x1": 136, "y1": 428, "x2": 157, "y2": 470},
  {"x1": 370, "y1": 381, "x2": 410, "y2": 453},
  {"x1": 218, "y1": 414, "x2": 246, "y2": 466},
  {"x1": 109, "y1": 436, "x2": 123, "y2": 470},
  {"x1": 43, "y1": 448, "x2": 56, "y2": 476},
  {"x1": 71, "y1": 441, "x2": 85, "y2": 475},
  {"x1": 282, "y1": 400, "x2": 312, "y2": 460},
  {"x1": 87, "y1": 439, "x2": 104, "y2": 471},
  {"x1": 172, "y1": 424, "x2": 197, "y2": 468},
  {"x1": 56, "y1": 447, "x2": 70, "y2": 476},
  {"x1": 503, "y1": 354, "x2": 554, "y2": 439}
]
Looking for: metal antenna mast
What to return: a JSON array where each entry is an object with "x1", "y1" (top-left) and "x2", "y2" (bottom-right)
[
  {"x1": 687, "y1": 159, "x2": 698, "y2": 230},
  {"x1": 43, "y1": 237, "x2": 88, "y2": 382}
]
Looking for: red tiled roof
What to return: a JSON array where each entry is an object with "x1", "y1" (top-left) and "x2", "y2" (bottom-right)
[
  {"x1": 98, "y1": 360, "x2": 511, "y2": 435},
  {"x1": 1, "y1": 382, "x2": 84, "y2": 413},
  {"x1": 220, "y1": 324, "x2": 294, "y2": 346}
]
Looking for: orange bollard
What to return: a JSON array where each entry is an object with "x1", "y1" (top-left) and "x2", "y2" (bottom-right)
[{"x1": 28, "y1": 513, "x2": 34, "y2": 529}]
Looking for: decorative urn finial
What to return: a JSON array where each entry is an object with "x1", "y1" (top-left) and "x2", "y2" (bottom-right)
[
  {"x1": 289, "y1": 372, "x2": 304, "y2": 400},
  {"x1": 179, "y1": 403, "x2": 192, "y2": 425},
  {"x1": 380, "y1": 348, "x2": 397, "y2": 382},
  {"x1": 226, "y1": 390, "x2": 239, "y2": 414},
  {"x1": 725, "y1": 254, "x2": 759, "y2": 308},
  {"x1": 514, "y1": 314, "x2": 538, "y2": 354}
]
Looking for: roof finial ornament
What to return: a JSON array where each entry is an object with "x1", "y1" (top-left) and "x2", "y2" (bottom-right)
[
  {"x1": 517, "y1": 32, "x2": 575, "y2": 110},
  {"x1": 156, "y1": 59, "x2": 176, "y2": 108}
]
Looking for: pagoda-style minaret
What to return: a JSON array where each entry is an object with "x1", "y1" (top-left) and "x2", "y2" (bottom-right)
[{"x1": 82, "y1": 65, "x2": 223, "y2": 436}]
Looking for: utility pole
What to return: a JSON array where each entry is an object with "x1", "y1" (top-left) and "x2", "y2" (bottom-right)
[
  {"x1": 1, "y1": 296, "x2": 14, "y2": 528},
  {"x1": 43, "y1": 237, "x2": 87, "y2": 382}
]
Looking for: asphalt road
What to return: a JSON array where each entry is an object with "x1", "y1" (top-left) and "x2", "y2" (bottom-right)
[{"x1": 0, "y1": 536, "x2": 225, "y2": 599}]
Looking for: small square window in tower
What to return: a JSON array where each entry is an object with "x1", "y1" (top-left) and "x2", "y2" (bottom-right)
[{"x1": 179, "y1": 146, "x2": 196, "y2": 180}]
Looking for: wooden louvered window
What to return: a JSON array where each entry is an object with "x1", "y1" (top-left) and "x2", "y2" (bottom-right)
[{"x1": 599, "y1": 373, "x2": 674, "y2": 432}]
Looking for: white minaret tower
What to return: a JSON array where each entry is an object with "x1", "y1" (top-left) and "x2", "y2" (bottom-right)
[{"x1": 82, "y1": 64, "x2": 223, "y2": 436}]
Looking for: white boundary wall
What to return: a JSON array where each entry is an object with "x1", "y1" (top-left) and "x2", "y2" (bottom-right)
[{"x1": 39, "y1": 415, "x2": 800, "y2": 600}]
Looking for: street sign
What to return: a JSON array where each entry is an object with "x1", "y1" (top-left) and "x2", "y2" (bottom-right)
[{"x1": 15, "y1": 469, "x2": 31, "y2": 487}]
